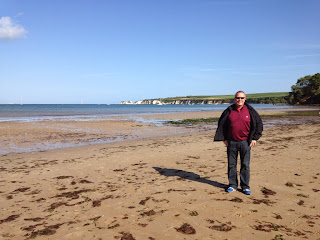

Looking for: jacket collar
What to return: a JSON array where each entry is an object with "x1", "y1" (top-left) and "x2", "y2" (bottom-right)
[{"x1": 228, "y1": 102, "x2": 252, "y2": 111}]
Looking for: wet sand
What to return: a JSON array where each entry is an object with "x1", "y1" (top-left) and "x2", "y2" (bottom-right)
[
  {"x1": 1, "y1": 108, "x2": 318, "y2": 155},
  {"x1": 0, "y1": 109, "x2": 319, "y2": 239}
]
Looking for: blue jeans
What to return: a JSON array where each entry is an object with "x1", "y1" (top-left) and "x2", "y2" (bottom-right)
[{"x1": 227, "y1": 140, "x2": 251, "y2": 190}]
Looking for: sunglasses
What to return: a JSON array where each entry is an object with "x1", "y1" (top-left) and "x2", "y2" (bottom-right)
[{"x1": 235, "y1": 97, "x2": 245, "y2": 99}]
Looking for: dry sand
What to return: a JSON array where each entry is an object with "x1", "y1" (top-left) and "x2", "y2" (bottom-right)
[{"x1": 0, "y1": 110, "x2": 319, "y2": 240}]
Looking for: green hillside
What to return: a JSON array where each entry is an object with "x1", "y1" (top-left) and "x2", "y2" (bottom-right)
[{"x1": 155, "y1": 92, "x2": 290, "y2": 104}]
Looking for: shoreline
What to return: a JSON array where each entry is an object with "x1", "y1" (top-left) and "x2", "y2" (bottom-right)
[
  {"x1": 0, "y1": 104, "x2": 318, "y2": 123},
  {"x1": 1, "y1": 108, "x2": 319, "y2": 156}
]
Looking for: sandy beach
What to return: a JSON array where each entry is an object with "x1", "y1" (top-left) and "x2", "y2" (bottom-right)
[{"x1": 0, "y1": 109, "x2": 319, "y2": 240}]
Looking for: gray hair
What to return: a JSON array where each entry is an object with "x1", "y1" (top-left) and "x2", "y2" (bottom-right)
[{"x1": 235, "y1": 91, "x2": 246, "y2": 97}]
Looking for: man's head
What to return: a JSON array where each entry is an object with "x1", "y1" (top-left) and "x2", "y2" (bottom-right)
[{"x1": 234, "y1": 91, "x2": 246, "y2": 109}]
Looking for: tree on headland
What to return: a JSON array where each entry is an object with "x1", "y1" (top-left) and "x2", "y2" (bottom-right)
[{"x1": 290, "y1": 73, "x2": 320, "y2": 104}]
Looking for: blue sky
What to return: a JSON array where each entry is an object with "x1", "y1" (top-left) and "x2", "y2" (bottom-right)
[{"x1": 1, "y1": 0, "x2": 319, "y2": 104}]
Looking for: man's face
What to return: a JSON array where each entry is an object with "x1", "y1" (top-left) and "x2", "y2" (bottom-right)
[{"x1": 234, "y1": 92, "x2": 246, "y2": 109}]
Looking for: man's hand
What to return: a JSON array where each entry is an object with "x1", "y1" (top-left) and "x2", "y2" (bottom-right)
[
  {"x1": 250, "y1": 140, "x2": 257, "y2": 147},
  {"x1": 223, "y1": 140, "x2": 228, "y2": 147}
]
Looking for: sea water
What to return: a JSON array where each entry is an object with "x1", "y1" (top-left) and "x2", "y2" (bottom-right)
[{"x1": 0, "y1": 104, "x2": 296, "y2": 123}]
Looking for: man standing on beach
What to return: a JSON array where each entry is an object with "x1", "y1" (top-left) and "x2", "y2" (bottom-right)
[{"x1": 214, "y1": 91, "x2": 263, "y2": 195}]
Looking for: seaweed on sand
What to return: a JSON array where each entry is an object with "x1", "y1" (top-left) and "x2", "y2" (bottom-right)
[
  {"x1": 230, "y1": 197, "x2": 243, "y2": 203},
  {"x1": 285, "y1": 182, "x2": 294, "y2": 187},
  {"x1": 261, "y1": 187, "x2": 276, "y2": 198},
  {"x1": 47, "y1": 202, "x2": 67, "y2": 212},
  {"x1": 26, "y1": 223, "x2": 63, "y2": 239},
  {"x1": 252, "y1": 198, "x2": 275, "y2": 206},
  {"x1": 175, "y1": 223, "x2": 196, "y2": 234},
  {"x1": 297, "y1": 200, "x2": 305, "y2": 206},
  {"x1": 120, "y1": 232, "x2": 135, "y2": 240},
  {"x1": 139, "y1": 197, "x2": 151, "y2": 205},
  {"x1": 55, "y1": 176, "x2": 74, "y2": 179},
  {"x1": 252, "y1": 221, "x2": 291, "y2": 233},
  {"x1": 92, "y1": 195, "x2": 113, "y2": 207},
  {"x1": 54, "y1": 189, "x2": 92, "y2": 199},
  {"x1": 140, "y1": 210, "x2": 156, "y2": 217},
  {"x1": 24, "y1": 217, "x2": 45, "y2": 222},
  {"x1": 208, "y1": 221, "x2": 235, "y2": 232},
  {"x1": 0, "y1": 214, "x2": 20, "y2": 224},
  {"x1": 11, "y1": 187, "x2": 30, "y2": 193}
]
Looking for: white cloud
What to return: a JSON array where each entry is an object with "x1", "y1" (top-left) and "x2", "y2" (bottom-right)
[{"x1": 0, "y1": 16, "x2": 28, "y2": 40}]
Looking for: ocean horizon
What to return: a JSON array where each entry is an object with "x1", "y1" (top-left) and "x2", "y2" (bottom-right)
[{"x1": 0, "y1": 103, "x2": 296, "y2": 123}]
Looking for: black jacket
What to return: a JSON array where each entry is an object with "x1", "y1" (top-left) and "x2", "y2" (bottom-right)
[{"x1": 213, "y1": 103, "x2": 263, "y2": 144}]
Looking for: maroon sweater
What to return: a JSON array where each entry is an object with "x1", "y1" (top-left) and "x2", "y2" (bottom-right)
[{"x1": 228, "y1": 105, "x2": 251, "y2": 141}]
